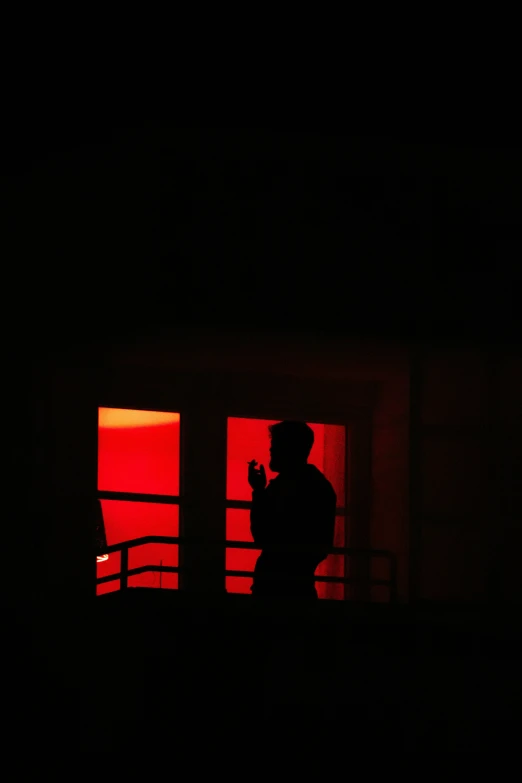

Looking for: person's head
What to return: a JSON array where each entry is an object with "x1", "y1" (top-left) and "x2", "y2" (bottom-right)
[{"x1": 268, "y1": 420, "x2": 314, "y2": 473}]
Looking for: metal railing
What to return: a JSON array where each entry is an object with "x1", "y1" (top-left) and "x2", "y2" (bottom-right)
[{"x1": 96, "y1": 536, "x2": 398, "y2": 602}]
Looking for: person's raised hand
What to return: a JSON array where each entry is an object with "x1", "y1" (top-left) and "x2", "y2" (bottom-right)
[{"x1": 248, "y1": 460, "x2": 267, "y2": 491}]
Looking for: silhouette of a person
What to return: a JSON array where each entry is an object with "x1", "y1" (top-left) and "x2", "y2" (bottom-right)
[{"x1": 248, "y1": 420, "x2": 336, "y2": 598}]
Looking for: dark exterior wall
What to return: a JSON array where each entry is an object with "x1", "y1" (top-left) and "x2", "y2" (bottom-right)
[
  {"x1": 123, "y1": 330, "x2": 411, "y2": 601},
  {"x1": 370, "y1": 367, "x2": 410, "y2": 600},
  {"x1": 32, "y1": 360, "x2": 97, "y2": 609},
  {"x1": 413, "y1": 345, "x2": 522, "y2": 604},
  {"x1": 34, "y1": 332, "x2": 412, "y2": 604},
  {"x1": 30, "y1": 360, "x2": 99, "y2": 702},
  {"x1": 487, "y1": 353, "x2": 522, "y2": 602},
  {"x1": 36, "y1": 332, "x2": 520, "y2": 608}
]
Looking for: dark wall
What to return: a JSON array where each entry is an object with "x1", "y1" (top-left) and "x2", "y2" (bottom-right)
[
  {"x1": 31, "y1": 361, "x2": 97, "y2": 606},
  {"x1": 30, "y1": 331, "x2": 521, "y2": 610},
  {"x1": 31, "y1": 332, "x2": 410, "y2": 604},
  {"x1": 21, "y1": 128, "x2": 521, "y2": 609},
  {"x1": 412, "y1": 345, "x2": 522, "y2": 604},
  {"x1": 370, "y1": 363, "x2": 410, "y2": 599},
  {"x1": 487, "y1": 353, "x2": 522, "y2": 602}
]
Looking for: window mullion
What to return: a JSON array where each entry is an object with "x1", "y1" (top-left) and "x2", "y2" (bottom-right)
[{"x1": 180, "y1": 406, "x2": 227, "y2": 592}]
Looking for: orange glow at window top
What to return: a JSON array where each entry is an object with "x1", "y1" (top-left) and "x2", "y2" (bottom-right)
[{"x1": 99, "y1": 408, "x2": 180, "y2": 429}]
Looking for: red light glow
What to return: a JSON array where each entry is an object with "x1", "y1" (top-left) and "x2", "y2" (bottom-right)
[
  {"x1": 96, "y1": 408, "x2": 347, "y2": 599},
  {"x1": 96, "y1": 408, "x2": 180, "y2": 595},
  {"x1": 98, "y1": 408, "x2": 180, "y2": 429},
  {"x1": 98, "y1": 407, "x2": 180, "y2": 495},
  {"x1": 226, "y1": 418, "x2": 347, "y2": 599}
]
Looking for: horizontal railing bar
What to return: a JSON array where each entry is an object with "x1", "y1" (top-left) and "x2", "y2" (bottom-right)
[
  {"x1": 97, "y1": 535, "x2": 395, "y2": 560},
  {"x1": 225, "y1": 499, "x2": 348, "y2": 516},
  {"x1": 225, "y1": 541, "x2": 394, "y2": 557},
  {"x1": 97, "y1": 565, "x2": 181, "y2": 584},
  {"x1": 225, "y1": 569, "x2": 392, "y2": 585},
  {"x1": 98, "y1": 491, "x2": 181, "y2": 505},
  {"x1": 97, "y1": 567, "x2": 392, "y2": 587},
  {"x1": 99, "y1": 535, "x2": 183, "y2": 554},
  {"x1": 96, "y1": 538, "x2": 397, "y2": 597},
  {"x1": 99, "y1": 495, "x2": 349, "y2": 515},
  {"x1": 130, "y1": 565, "x2": 179, "y2": 575},
  {"x1": 97, "y1": 573, "x2": 121, "y2": 585}
]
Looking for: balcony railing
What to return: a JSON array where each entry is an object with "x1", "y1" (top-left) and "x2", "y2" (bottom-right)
[{"x1": 96, "y1": 536, "x2": 398, "y2": 602}]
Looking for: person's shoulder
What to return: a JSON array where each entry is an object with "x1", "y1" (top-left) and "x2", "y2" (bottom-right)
[
  {"x1": 306, "y1": 464, "x2": 335, "y2": 492},
  {"x1": 322, "y1": 475, "x2": 336, "y2": 498}
]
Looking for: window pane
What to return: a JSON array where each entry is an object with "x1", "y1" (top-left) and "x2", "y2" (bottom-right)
[
  {"x1": 100, "y1": 500, "x2": 179, "y2": 591},
  {"x1": 226, "y1": 577, "x2": 253, "y2": 594},
  {"x1": 227, "y1": 418, "x2": 278, "y2": 501},
  {"x1": 96, "y1": 550, "x2": 121, "y2": 596},
  {"x1": 129, "y1": 542, "x2": 178, "y2": 589},
  {"x1": 316, "y1": 514, "x2": 346, "y2": 600},
  {"x1": 323, "y1": 425, "x2": 346, "y2": 506},
  {"x1": 226, "y1": 509, "x2": 257, "y2": 594},
  {"x1": 316, "y1": 554, "x2": 344, "y2": 601},
  {"x1": 97, "y1": 580, "x2": 120, "y2": 596},
  {"x1": 226, "y1": 508, "x2": 253, "y2": 543},
  {"x1": 98, "y1": 408, "x2": 180, "y2": 495},
  {"x1": 226, "y1": 547, "x2": 259, "y2": 573},
  {"x1": 227, "y1": 417, "x2": 345, "y2": 504}
]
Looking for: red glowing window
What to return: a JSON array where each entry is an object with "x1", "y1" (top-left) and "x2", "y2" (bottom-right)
[
  {"x1": 227, "y1": 418, "x2": 345, "y2": 504},
  {"x1": 225, "y1": 417, "x2": 347, "y2": 599},
  {"x1": 98, "y1": 408, "x2": 180, "y2": 496},
  {"x1": 96, "y1": 408, "x2": 181, "y2": 595}
]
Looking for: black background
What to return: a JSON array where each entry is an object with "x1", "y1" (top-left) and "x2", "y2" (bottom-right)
[{"x1": 3, "y1": 69, "x2": 521, "y2": 356}]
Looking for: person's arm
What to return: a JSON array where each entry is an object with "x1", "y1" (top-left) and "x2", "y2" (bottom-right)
[
  {"x1": 250, "y1": 488, "x2": 268, "y2": 546},
  {"x1": 301, "y1": 484, "x2": 336, "y2": 562},
  {"x1": 248, "y1": 460, "x2": 268, "y2": 546}
]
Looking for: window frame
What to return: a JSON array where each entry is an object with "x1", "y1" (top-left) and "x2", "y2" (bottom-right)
[
  {"x1": 223, "y1": 409, "x2": 364, "y2": 601},
  {"x1": 96, "y1": 403, "x2": 184, "y2": 593},
  {"x1": 95, "y1": 372, "x2": 375, "y2": 600}
]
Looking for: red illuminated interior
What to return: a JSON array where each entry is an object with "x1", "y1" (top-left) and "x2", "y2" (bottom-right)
[
  {"x1": 96, "y1": 408, "x2": 348, "y2": 599},
  {"x1": 98, "y1": 408, "x2": 180, "y2": 496},
  {"x1": 226, "y1": 418, "x2": 347, "y2": 599},
  {"x1": 96, "y1": 408, "x2": 180, "y2": 595}
]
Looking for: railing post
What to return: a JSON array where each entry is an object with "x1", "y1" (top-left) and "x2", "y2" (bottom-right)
[
  {"x1": 120, "y1": 546, "x2": 128, "y2": 591},
  {"x1": 389, "y1": 554, "x2": 398, "y2": 604}
]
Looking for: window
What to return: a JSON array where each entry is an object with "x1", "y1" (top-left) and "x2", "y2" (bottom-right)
[
  {"x1": 225, "y1": 417, "x2": 348, "y2": 599},
  {"x1": 96, "y1": 407, "x2": 181, "y2": 595}
]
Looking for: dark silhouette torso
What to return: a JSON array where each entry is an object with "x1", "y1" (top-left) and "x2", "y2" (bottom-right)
[{"x1": 250, "y1": 464, "x2": 336, "y2": 598}]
